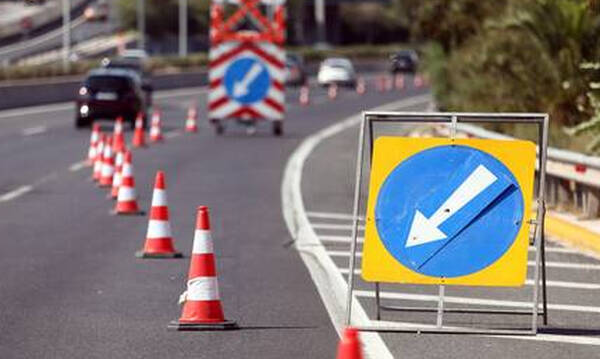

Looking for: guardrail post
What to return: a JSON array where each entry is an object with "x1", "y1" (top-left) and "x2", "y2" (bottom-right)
[
  {"x1": 546, "y1": 176, "x2": 557, "y2": 208},
  {"x1": 556, "y1": 179, "x2": 572, "y2": 210},
  {"x1": 583, "y1": 187, "x2": 600, "y2": 220}
]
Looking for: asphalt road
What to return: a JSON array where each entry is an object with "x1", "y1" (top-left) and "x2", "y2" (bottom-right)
[
  {"x1": 0, "y1": 75, "x2": 424, "y2": 358},
  {"x1": 301, "y1": 99, "x2": 600, "y2": 357}
]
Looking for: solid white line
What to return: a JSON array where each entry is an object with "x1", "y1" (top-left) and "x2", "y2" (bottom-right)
[
  {"x1": 22, "y1": 126, "x2": 47, "y2": 136},
  {"x1": 281, "y1": 94, "x2": 431, "y2": 359},
  {"x1": 311, "y1": 223, "x2": 365, "y2": 230},
  {"x1": 320, "y1": 235, "x2": 364, "y2": 244},
  {"x1": 337, "y1": 267, "x2": 600, "y2": 290},
  {"x1": 0, "y1": 185, "x2": 33, "y2": 202},
  {"x1": 307, "y1": 211, "x2": 361, "y2": 221},
  {"x1": 69, "y1": 160, "x2": 88, "y2": 172},
  {"x1": 356, "y1": 290, "x2": 600, "y2": 314},
  {"x1": 0, "y1": 87, "x2": 208, "y2": 120},
  {"x1": 528, "y1": 260, "x2": 600, "y2": 270},
  {"x1": 164, "y1": 130, "x2": 182, "y2": 139},
  {"x1": 372, "y1": 319, "x2": 600, "y2": 346},
  {"x1": 326, "y1": 250, "x2": 600, "y2": 271}
]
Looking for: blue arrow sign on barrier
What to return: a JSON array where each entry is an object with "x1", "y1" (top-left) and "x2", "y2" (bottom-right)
[
  {"x1": 224, "y1": 57, "x2": 270, "y2": 104},
  {"x1": 375, "y1": 145, "x2": 524, "y2": 278}
]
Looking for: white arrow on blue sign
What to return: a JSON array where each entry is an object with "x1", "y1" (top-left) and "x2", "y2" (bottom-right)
[{"x1": 375, "y1": 145, "x2": 524, "y2": 278}]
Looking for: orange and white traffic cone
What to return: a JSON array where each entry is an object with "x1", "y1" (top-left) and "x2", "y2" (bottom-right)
[
  {"x1": 385, "y1": 76, "x2": 393, "y2": 91},
  {"x1": 394, "y1": 74, "x2": 405, "y2": 90},
  {"x1": 413, "y1": 73, "x2": 424, "y2": 88},
  {"x1": 110, "y1": 147, "x2": 125, "y2": 199},
  {"x1": 136, "y1": 171, "x2": 182, "y2": 258},
  {"x1": 336, "y1": 327, "x2": 364, "y2": 359},
  {"x1": 328, "y1": 83, "x2": 338, "y2": 100},
  {"x1": 92, "y1": 134, "x2": 105, "y2": 182},
  {"x1": 150, "y1": 110, "x2": 163, "y2": 143},
  {"x1": 99, "y1": 137, "x2": 115, "y2": 188},
  {"x1": 114, "y1": 150, "x2": 143, "y2": 215},
  {"x1": 356, "y1": 77, "x2": 365, "y2": 95},
  {"x1": 169, "y1": 206, "x2": 237, "y2": 330},
  {"x1": 299, "y1": 85, "x2": 310, "y2": 105},
  {"x1": 132, "y1": 112, "x2": 146, "y2": 148},
  {"x1": 185, "y1": 106, "x2": 198, "y2": 133},
  {"x1": 87, "y1": 123, "x2": 100, "y2": 165},
  {"x1": 376, "y1": 76, "x2": 385, "y2": 92},
  {"x1": 113, "y1": 116, "x2": 126, "y2": 153}
]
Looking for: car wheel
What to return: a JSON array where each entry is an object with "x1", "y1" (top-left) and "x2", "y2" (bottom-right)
[
  {"x1": 272, "y1": 121, "x2": 283, "y2": 136},
  {"x1": 75, "y1": 116, "x2": 88, "y2": 129},
  {"x1": 214, "y1": 121, "x2": 224, "y2": 135}
]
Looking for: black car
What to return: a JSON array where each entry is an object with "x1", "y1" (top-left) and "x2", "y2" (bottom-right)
[
  {"x1": 75, "y1": 68, "x2": 147, "y2": 129},
  {"x1": 101, "y1": 57, "x2": 153, "y2": 106},
  {"x1": 390, "y1": 50, "x2": 419, "y2": 74}
]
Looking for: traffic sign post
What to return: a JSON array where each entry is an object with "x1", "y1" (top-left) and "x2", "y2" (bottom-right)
[
  {"x1": 345, "y1": 112, "x2": 550, "y2": 335},
  {"x1": 208, "y1": 0, "x2": 286, "y2": 136}
]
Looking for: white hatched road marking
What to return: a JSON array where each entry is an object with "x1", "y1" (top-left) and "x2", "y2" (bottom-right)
[
  {"x1": 69, "y1": 160, "x2": 88, "y2": 172},
  {"x1": 22, "y1": 126, "x2": 47, "y2": 136},
  {"x1": 0, "y1": 185, "x2": 33, "y2": 202},
  {"x1": 355, "y1": 290, "x2": 600, "y2": 314},
  {"x1": 337, "y1": 268, "x2": 600, "y2": 290}
]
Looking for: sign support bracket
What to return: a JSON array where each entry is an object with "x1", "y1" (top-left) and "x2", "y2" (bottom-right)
[{"x1": 346, "y1": 112, "x2": 550, "y2": 335}]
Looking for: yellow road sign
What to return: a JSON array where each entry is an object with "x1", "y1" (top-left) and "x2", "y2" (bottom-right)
[{"x1": 361, "y1": 137, "x2": 536, "y2": 286}]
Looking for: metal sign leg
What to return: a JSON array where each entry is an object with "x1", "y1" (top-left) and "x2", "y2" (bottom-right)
[
  {"x1": 375, "y1": 282, "x2": 381, "y2": 320},
  {"x1": 436, "y1": 285, "x2": 445, "y2": 328}
]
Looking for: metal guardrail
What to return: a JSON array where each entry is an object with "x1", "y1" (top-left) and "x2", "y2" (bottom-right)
[{"x1": 434, "y1": 123, "x2": 600, "y2": 219}]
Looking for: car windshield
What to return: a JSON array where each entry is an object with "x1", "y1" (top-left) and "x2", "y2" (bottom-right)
[
  {"x1": 87, "y1": 76, "x2": 131, "y2": 91},
  {"x1": 323, "y1": 58, "x2": 352, "y2": 69}
]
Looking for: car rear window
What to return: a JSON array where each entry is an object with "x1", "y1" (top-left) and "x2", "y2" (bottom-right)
[{"x1": 87, "y1": 76, "x2": 131, "y2": 91}]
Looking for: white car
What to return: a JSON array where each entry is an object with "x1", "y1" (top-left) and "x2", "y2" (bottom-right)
[{"x1": 317, "y1": 57, "x2": 356, "y2": 87}]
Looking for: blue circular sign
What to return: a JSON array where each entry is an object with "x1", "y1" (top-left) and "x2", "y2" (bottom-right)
[
  {"x1": 375, "y1": 145, "x2": 524, "y2": 278},
  {"x1": 224, "y1": 57, "x2": 270, "y2": 104}
]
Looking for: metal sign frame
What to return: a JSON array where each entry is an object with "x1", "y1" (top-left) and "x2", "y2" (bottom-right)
[{"x1": 345, "y1": 112, "x2": 549, "y2": 335}]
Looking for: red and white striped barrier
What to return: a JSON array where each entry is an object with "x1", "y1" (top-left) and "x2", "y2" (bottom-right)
[
  {"x1": 114, "y1": 151, "x2": 142, "y2": 215},
  {"x1": 136, "y1": 171, "x2": 182, "y2": 258},
  {"x1": 169, "y1": 206, "x2": 237, "y2": 330}
]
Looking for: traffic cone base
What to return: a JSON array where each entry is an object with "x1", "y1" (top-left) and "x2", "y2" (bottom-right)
[
  {"x1": 135, "y1": 250, "x2": 182, "y2": 259},
  {"x1": 336, "y1": 327, "x2": 364, "y2": 359},
  {"x1": 168, "y1": 319, "x2": 237, "y2": 331}
]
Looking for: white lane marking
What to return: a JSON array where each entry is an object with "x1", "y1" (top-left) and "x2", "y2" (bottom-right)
[
  {"x1": 527, "y1": 260, "x2": 600, "y2": 270},
  {"x1": 307, "y1": 211, "x2": 362, "y2": 221},
  {"x1": 22, "y1": 126, "x2": 47, "y2": 136},
  {"x1": 326, "y1": 250, "x2": 600, "y2": 270},
  {"x1": 281, "y1": 94, "x2": 432, "y2": 359},
  {"x1": 164, "y1": 130, "x2": 182, "y2": 139},
  {"x1": 0, "y1": 185, "x2": 33, "y2": 202},
  {"x1": 320, "y1": 235, "x2": 365, "y2": 244},
  {"x1": 69, "y1": 160, "x2": 88, "y2": 172},
  {"x1": 155, "y1": 87, "x2": 207, "y2": 100},
  {"x1": 312, "y1": 223, "x2": 365, "y2": 230},
  {"x1": 372, "y1": 319, "x2": 600, "y2": 347},
  {"x1": 337, "y1": 268, "x2": 600, "y2": 290},
  {"x1": 0, "y1": 103, "x2": 72, "y2": 119},
  {"x1": 356, "y1": 290, "x2": 600, "y2": 314},
  {"x1": 0, "y1": 86, "x2": 208, "y2": 120}
]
